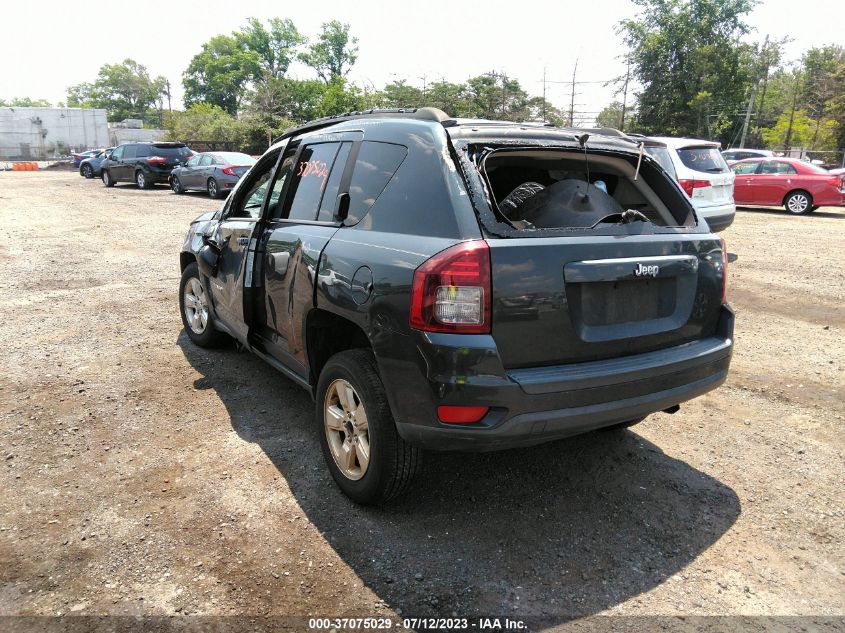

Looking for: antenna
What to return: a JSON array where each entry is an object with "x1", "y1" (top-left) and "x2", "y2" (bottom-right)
[{"x1": 578, "y1": 133, "x2": 591, "y2": 200}]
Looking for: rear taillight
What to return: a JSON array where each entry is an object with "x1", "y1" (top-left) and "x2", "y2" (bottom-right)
[
  {"x1": 720, "y1": 237, "x2": 728, "y2": 304},
  {"x1": 409, "y1": 240, "x2": 491, "y2": 334},
  {"x1": 825, "y1": 176, "x2": 842, "y2": 187},
  {"x1": 221, "y1": 165, "x2": 238, "y2": 176},
  {"x1": 146, "y1": 156, "x2": 166, "y2": 164},
  {"x1": 679, "y1": 179, "x2": 712, "y2": 197}
]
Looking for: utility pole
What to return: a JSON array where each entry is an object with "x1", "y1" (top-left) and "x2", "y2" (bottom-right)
[
  {"x1": 569, "y1": 58, "x2": 578, "y2": 126},
  {"x1": 542, "y1": 67, "x2": 547, "y2": 123},
  {"x1": 738, "y1": 83, "x2": 756, "y2": 148},
  {"x1": 620, "y1": 58, "x2": 631, "y2": 131},
  {"x1": 753, "y1": 36, "x2": 771, "y2": 141},
  {"x1": 501, "y1": 72, "x2": 507, "y2": 117},
  {"x1": 784, "y1": 71, "x2": 801, "y2": 152},
  {"x1": 419, "y1": 74, "x2": 428, "y2": 101}
]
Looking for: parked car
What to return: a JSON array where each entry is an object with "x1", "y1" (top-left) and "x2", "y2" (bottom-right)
[
  {"x1": 649, "y1": 137, "x2": 736, "y2": 232},
  {"x1": 721, "y1": 148, "x2": 774, "y2": 164},
  {"x1": 731, "y1": 157, "x2": 845, "y2": 214},
  {"x1": 72, "y1": 149, "x2": 102, "y2": 167},
  {"x1": 101, "y1": 142, "x2": 192, "y2": 189},
  {"x1": 79, "y1": 148, "x2": 114, "y2": 179},
  {"x1": 179, "y1": 109, "x2": 733, "y2": 504},
  {"x1": 170, "y1": 152, "x2": 256, "y2": 198}
]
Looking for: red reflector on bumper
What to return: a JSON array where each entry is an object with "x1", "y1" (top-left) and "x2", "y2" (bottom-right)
[{"x1": 437, "y1": 405, "x2": 489, "y2": 424}]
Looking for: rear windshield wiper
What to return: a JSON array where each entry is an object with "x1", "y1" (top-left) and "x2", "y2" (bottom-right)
[{"x1": 591, "y1": 208, "x2": 652, "y2": 228}]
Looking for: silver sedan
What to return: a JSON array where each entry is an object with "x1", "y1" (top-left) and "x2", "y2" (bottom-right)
[{"x1": 169, "y1": 152, "x2": 257, "y2": 199}]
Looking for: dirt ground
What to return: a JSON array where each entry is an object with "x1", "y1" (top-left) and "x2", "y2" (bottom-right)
[{"x1": 0, "y1": 171, "x2": 843, "y2": 629}]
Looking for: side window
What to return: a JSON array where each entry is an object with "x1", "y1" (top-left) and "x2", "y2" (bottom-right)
[
  {"x1": 733, "y1": 161, "x2": 759, "y2": 175},
  {"x1": 761, "y1": 161, "x2": 781, "y2": 174},
  {"x1": 267, "y1": 154, "x2": 296, "y2": 219},
  {"x1": 186, "y1": 154, "x2": 200, "y2": 167},
  {"x1": 135, "y1": 145, "x2": 150, "y2": 158},
  {"x1": 123, "y1": 145, "x2": 137, "y2": 159},
  {"x1": 775, "y1": 162, "x2": 797, "y2": 174},
  {"x1": 346, "y1": 141, "x2": 408, "y2": 224},
  {"x1": 227, "y1": 150, "x2": 281, "y2": 219},
  {"x1": 283, "y1": 142, "x2": 342, "y2": 221},
  {"x1": 111, "y1": 146, "x2": 124, "y2": 161},
  {"x1": 317, "y1": 142, "x2": 352, "y2": 222},
  {"x1": 199, "y1": 155, "x2": 213, "y2": 167}
]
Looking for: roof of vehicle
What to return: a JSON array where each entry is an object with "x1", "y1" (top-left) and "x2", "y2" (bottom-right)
[
  {"x1": 648, "y1": 136, "x2": 722, "y2": 149},
  {"x1": 274, "y1": 108, "x2": 643, "y2": 153},
  {"x1": 119, "y1": 141, "x2": 187, "y2": 146},
  {"x1": 723, "y1": 148, "x2": 772, "y2": 154}
]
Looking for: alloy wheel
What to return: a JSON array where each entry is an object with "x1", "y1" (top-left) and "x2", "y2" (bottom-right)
[
  {"x1": 182, "y1": 277, "x2": 208, "y2": 334},
  {"x1": 208, "y1": 180, "x2": 218, "y2": 198},
  {"x1": 787, "y1": 193, "x2": 809, "y2": 214},
  {"x1": 323, "y1": 379, "x2": 370, "y2": 480}
]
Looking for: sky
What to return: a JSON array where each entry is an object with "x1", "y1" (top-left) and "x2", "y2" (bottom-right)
[{"x1": 2, "y1": 0, "x2": 843, "y2": 124}]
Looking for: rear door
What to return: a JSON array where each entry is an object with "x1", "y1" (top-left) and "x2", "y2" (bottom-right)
[
  {"x1": 256, "y1": 138, "x2": 354, "y2": 374},
  {"x1": 206, "y1": 147, "x2": 284, "y2": 343}
]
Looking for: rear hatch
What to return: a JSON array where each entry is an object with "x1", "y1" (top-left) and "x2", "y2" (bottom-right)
[
  {"x1": 675, "y1": 145, "x2": 734, "y2": 209},
  {"x1": 148, "y1": 144, "x2": 192, "y2": 171},
  {"x1": 488, "y1": 234, "x2": 724, "y2": 367},
  {"x1": 458, "y1": 140, "x2": 726, "y2": 368}
]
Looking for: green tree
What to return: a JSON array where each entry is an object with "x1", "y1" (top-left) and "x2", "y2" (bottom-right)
[
  {"x1": 0, "y1": 97, "x2": 52, "y2": 107},
  {"x1": 380, "y1": 80, "x2": 424, "y2": 108},
  {"x1": 236, "y1": 17, "x2": 305, "y2": 79},
  {"x1": 300, "y1": 21, "x2": 358, "y2": 84},
  {"x1": 595, "y1": 101, "x2": 635, "y2": 130},
  {"x1": 618, "y1": 0, "x2": 758, "y2": 142},
  {"x1": 246, "y1": 77, "x2": 326, "y2": 123},
  {"x1": 67, "y1": 59, "x2": 167, "y2": 123},
  {"x1": 183, "y1": 35, "x2": 262, "y2": 115},
  {"x1": 761, "y1": 109, "x2": 838, "y2": 150}
]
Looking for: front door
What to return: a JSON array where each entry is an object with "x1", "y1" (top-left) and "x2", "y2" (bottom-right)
[
  {"x1": 206, "y1": 146, "x2": 285, "y2": 343},
  {"x1": 730, "y1": 160, "x2": 760, "y2": 204},
  {"x1": 180, "y1": 154, "x2": 202, "y2": 188},
  {"x1": 258, "y1": 139, "x2": 354, "y2": 374}
]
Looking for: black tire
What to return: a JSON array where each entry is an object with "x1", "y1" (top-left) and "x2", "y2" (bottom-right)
[
  {"x1": 784, "y1": 190, "x2": 812, "y2": 215},
  {"x1": 136, "y1": 170, "x2": 152, "y2": 189},
  {"x1": 207, "y1": 178, "x2": 223, "y2": 199},
  {"x1": 601, "y1": 416, "x2": 646, "y2": 432},
  {"x1": 171, "y1": 176, "x2": 184, "y2": 194},
  {"x1": 809, "y1": 205, "x2": 820, "y2": 212},
  {"x1": 102, "y1": 169, "x2": 115, "y2": 187},
  {"x1": 179, "y1": 262, "x2": 227, "y2": 348},
  {"x1": 316, "y1": 349, "x2": 421, "y2": 504},
  {"x1": 80, "y1": 163, "x2": 93, "y2": 179}
]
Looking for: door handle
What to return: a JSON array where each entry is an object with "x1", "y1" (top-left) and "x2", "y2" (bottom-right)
[{"x1": 266, "y1": 252, "x2": 290, "y2": 278}]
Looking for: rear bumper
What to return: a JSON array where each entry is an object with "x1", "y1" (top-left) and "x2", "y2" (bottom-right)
[
  {"x1": 380, "y1": 305, "x2": 734, "y2": 451},
  {"x1": 696, "y1": 203, "x2": 736, "y2": 232}
]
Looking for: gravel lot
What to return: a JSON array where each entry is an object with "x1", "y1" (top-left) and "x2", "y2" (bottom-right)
[{"x1": 0, "y1": 171, "x2": 843, "y2": 628}]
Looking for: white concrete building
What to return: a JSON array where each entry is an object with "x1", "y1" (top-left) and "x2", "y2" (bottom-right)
[{"x1": 0, "y1": 107, "x2": 109, "y2": 159}]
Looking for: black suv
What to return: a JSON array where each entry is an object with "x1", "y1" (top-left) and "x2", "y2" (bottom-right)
[
  {"x1": 102, "y1": 141, "x2": 192, "y2": 189},
  {"x1": 179, "y1": 108, "x2": 733, "y2": 504}
]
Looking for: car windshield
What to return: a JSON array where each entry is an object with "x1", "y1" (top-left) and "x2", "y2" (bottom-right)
[
  {"x1": 213, "y1": 152, "x2": 255, "y2": 166},
  {"x1": 151, "y1": 144, "x2": 192, "y2": 158},
  {"x1": 677, "y1": 146, "x2": 729, "y2": 173}
]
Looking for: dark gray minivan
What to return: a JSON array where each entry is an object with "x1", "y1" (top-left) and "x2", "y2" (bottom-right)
[
  {"x1": 102, "y1": 141, "x2": 192, "y2": 189},
  {"x1": 178, "y1": 108, "x2": 733, "y2": 504}
]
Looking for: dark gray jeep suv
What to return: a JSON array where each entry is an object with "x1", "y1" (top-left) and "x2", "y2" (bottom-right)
[{"x1": 178, "y1": 108, "x2": 733, "y2": 504}]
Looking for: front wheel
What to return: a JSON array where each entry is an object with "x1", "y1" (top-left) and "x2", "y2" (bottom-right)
[
  {"x1": 80, "y1": 163, "x2": 93, "y2": 178},
  {"x1": 102, "y1": 170, "x2": 115, "y2": 187},
  {"x1": 170, "y1": 176, "x2": 184, "y2": 194},
  {"x1": 316, "y1": 349, "x2": 421, "y2": 504},
  {"x1": 784, "y1": 190, "x2": 812, "y2": 214},
  {"x1": 179, "y1": 262, "x2": 227, "y2": 348}
]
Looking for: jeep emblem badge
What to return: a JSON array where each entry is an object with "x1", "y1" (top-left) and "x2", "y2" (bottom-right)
[{"x1": 634, "y1": 263, "x2": 659, "y2": 278}]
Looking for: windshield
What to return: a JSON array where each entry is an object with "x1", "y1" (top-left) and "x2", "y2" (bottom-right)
[
  {"x1": 677, "y1": 146, "x2": 729, "y2": 173},
  {"x1": 151, "y1": 144, "x2": 192, "y2": 158}
]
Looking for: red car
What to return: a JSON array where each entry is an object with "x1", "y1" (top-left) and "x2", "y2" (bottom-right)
[{"x1": 731, "y1": 157, "x2": 845, "y2": 214}]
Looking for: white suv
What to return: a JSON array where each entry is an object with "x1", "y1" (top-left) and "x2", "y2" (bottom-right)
[{"x1": 649, "y1": 137, "x2": 736, "y2": 232}]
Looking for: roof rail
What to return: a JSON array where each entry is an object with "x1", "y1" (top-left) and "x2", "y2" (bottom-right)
[{"x1": 276, "y1": 107, "x2": 451, "y2": 142}]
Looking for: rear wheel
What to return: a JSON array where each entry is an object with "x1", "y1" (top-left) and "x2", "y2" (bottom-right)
[
  {"x1": 80, "y1": 163, "x2": 93, "y2": 178},
  {"x1": 316, "y1": 349, "x2": 421, "y2": 504},
  {"x1": 170, "y1": 176, "x2": 184, "y2": 194},
  {"x1": 207, "y1": 178, "x2": 223, "y2": 199},
  {"x1": 179, "y1": 262, "x2": 227, "y2": 347},
  {"x1": 784, "y1": 190, "x2": 812, "y2": 214},
  {"x1": 102, "y1": 170, "x2": 115, "y2": 187},
  {"x1": 135, "y1": 170, "x2": 152, "y2": 189}
]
